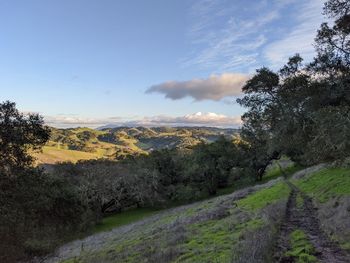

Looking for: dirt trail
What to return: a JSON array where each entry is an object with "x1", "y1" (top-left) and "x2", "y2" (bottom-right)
[{"x1": 275, "y1": 180, "x2": 350, "y2": 263}]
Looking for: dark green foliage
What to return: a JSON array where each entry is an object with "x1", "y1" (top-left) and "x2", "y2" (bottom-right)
[
  {"x1": 185, "y1": 137, "x2": 241, "y2": 194},
  {"x1": 238, "y1": 0, "x2": 350, "y2": 168},
  {"x1": 51, "y1": 137, "x2": 245, "y2": 214},
  {"x1": 312, "y1": 0, "x2": 350, "y2": 74},
  {"x1": 0, "y1": 101, "x2": 50, "y2": 174},
  {"x1": 130, "y1": 136, "x2": 243, "y2": 200},
  {"x1": 305, "y1": 107, "x2": 350, "y2": 163},
  {"x1": 0, "y1": 168, "x2": 98, "y2": 262},
  {"x1": 0, "y1": 102, "x2": 98, "y2": 262}
]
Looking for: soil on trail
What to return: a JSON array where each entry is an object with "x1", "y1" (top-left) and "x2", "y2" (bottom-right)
[{"x1": 274, "y1": 180, "x2": 350, "y2": 263}]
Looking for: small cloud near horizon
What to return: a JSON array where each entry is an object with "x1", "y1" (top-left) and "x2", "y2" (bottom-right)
[
  {"x1": 44, "y1": 112, "x2": 242, "y2": 129},
  {"x1": 146, "y1": 73, "x2": 249, "y2": 101}
]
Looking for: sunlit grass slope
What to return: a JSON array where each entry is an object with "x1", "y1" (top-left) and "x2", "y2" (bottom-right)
[
  {"x1": 293, "y1": 166, "x2": 350, "y2": 252},
  {"x1": 294, "y1": 167, "x2": 350, "y2": 203},
  {"x1": 59, "y1": 178, "x2": 288, "y2": 263},
  {"x1": 34, "y1": 146, "x2": 103, "y2": 164}
]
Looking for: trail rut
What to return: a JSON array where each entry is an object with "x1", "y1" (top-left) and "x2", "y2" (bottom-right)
[{"x1": 274, "y1": 181, "x2": 350, "y2": 263}]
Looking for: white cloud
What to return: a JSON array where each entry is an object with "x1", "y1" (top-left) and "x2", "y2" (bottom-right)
[
  {"x1": 44, "y1": 115, "x2": 121, "y2": 128},
  {"x1": 180, "y1": 112, "x2": 241, "y2": 127},
  {"x1": 146, "y1": 73, "x2": 249, "y2": 101},
  {"x1": 264, "y1": 0, "x2": 324, "y2": 67},
  {"x1": 126, "y1": 112, "x2": 241, "y2": 128},
  {"x1": 44, "y1": 112, "x2": 242, "y2": 129}
]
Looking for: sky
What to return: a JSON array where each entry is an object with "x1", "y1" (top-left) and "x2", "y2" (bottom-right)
[{"x1": 0, "y1": 0, "x2": 325, "y2": 128}]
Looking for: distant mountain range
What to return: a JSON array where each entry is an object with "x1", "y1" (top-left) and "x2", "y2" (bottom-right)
[{"x1": 34, "y1": 126, "x2": 239, "y2": 164}]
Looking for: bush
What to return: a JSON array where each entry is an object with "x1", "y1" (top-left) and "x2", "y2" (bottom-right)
[
  {"x1": 0, "y1": 168, "x2": 97, "y2": 262},
  {"x1": 173, "y1": 184, "x2": 200, "y2": 202}
]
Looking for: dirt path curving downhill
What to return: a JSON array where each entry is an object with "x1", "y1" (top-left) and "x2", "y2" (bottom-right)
[{"x1": 274, "y1": 180, "x2": 350, "y2": 263}]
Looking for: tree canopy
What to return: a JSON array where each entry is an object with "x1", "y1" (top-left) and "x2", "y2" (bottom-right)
[
  {"x1": 0, "y1": 101, "x2": 50, "y2": 174},
  {"x1": 237, "y1": 0, "x2": 350, "y2": 174}
]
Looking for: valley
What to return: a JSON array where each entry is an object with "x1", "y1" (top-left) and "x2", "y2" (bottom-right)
[{"x1": 34, "y1": 127, "x2": 239, "y2": 164}]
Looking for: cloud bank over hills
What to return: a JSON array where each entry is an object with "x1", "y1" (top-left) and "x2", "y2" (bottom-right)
[{"x1": 44, "y1": 112, "x2": 241, "y2": 129}]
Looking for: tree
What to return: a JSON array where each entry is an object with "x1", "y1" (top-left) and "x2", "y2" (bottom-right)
[
  {"x1": 237, "y1": 0, "x2": 350, "y2": 170},
  {"x1": 186, "y1": 137, "x2": 239, "y2": 193},
  {"x1": 305, "y1": 0, "x2": 350, "y2": 163},
  {"x1": 311, "y1": 0, "x2": 350, "y2": 74},
  {"x1": 0, "y1": 101, "x2": 50, "y2": 174},
  {"x1": 237, "y1": 68, "x2": 282, "y2": 180},
  {"x1": 0, "y1": 102, "x2": 95, "y2": 262}
]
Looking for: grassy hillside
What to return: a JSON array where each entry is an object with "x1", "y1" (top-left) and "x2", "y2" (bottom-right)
[
  {"x1": 42, "y1": 165, "x2": 350, "y2": 263},
  {"x1": 293, "y1": 167, "x2": 350, "y2": 251},
  {"x1": 294, "y1": 167, "x2": 350, "y2": 203},
  {"x1": 34, "y1": 127, "x2": 239, "y2": 164},
  {"x1": 51, "y1": 179, "x2": 289, "y2": 263},
  {"x1": 33, "y1": 146, "x2": 103, "y2": 164}
]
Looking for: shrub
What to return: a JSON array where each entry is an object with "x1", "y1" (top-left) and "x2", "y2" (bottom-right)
[{"x1": 0, "y1": 168, "x2": 97, "y2": 262}]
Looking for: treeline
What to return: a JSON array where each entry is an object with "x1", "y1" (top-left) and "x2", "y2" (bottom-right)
[
  {"x1": 237, "y1": 0, "x2": 350, "y2": 178},
  {"x1": 52, "y1": 137, "x2": 250, "y2": 215},
  {"x1": 0, "y1": 102, "x2": 98, "y2": 262}
]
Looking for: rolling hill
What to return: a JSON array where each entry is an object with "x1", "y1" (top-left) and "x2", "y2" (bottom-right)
[{"x1": 34, "y1": 127, "x2": 239, "y2": 164}]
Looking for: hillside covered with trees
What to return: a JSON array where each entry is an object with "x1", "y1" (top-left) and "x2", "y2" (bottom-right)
[{"x1": 34, "y1": 126, "x2": 239, "y2": 164}]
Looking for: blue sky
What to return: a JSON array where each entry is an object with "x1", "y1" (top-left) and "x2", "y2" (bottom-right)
[{"x1": 0, "y1": 0, "x2": 324, "y2": 127}]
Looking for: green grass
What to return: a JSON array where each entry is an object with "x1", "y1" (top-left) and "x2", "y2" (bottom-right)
[
  {"x1": 294, "y1": 168, "x2": 350, "y2": 203},
  {"x1": 341, "y1": 242, "x2": 350, "y2": 251},
  {"x1": 237, "y1": 182, "x2": 290, "y2": 211},
  {"x1": 217, "y1": 163, "x2": 303, "y2": 197},
  {"x1": 56, "y1": 173, "x2": 292, "y2": 263},
  {"x1": 93, "y1": 208, "x2": 160, "y2": 233},
  {"x1": 285, "y1": 229, "x2": 318, "y2": 263},
  {"x1": 93, "y1": 169, "x2": 297, "y2": 235},
  {"x1": 264, "y1": 163, "x2": 303, "y2": 182},
  {"x1": 296, "y1": 193, "x2": 304, "y2": 208},
  {"x1": 176, "y1": 218, "x2": 264, "y2": 263}
]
